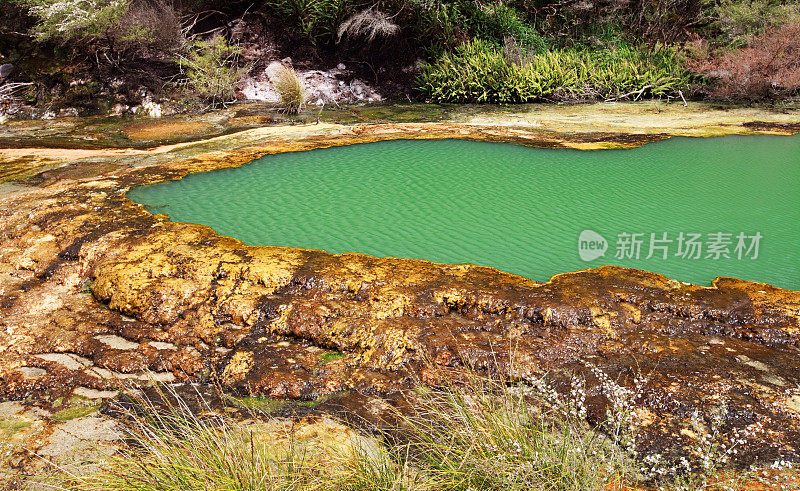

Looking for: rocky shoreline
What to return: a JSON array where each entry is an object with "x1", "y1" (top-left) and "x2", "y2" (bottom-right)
[{"x1": 1, "y1": 102, "x2": 800, "y2": 481}]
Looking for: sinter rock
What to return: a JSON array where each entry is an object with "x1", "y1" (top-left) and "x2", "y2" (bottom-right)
[{"x1": 0, "y1": 63, "x2": 13, "y2": 80}]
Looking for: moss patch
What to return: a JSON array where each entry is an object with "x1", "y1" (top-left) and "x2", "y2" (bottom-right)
[
  {"x1": 297, "y1": 394, "x2": 332, "y2": 409},
  {"x1": 0, "y1": 418, "x2": 32, "y2": 436},
  {"x1": 51, "y1": 405, "x2": 98, "y2": 422},
  {"x1": 318, "y1": 351, "x2": 346, "y2": 364},
  {"x1": 230, "y1": 393, "x2": 334, "y2": 413},
  {"x1": 231, "y1": 396, "x2": 284, "y2": 414}
]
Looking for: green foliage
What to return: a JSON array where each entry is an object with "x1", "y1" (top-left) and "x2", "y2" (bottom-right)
[
  {"x1": 26, "y1": 0, "x2": 129, "y2": 43},
  {"x1": 417, "y1": 38, "x2": 691, "y2": 103},
  {"x1": 257, "y1": 0, "x2": 796, "y2": 59},
  {"x1": 403, "y1": 0, "x2": 465, "y2": 54},
  {"x1": 180, "y1": 36, "x2": 248, "y2": 107},
  {"x1": 267, "y1": 0, "x2": 350, "y2": 46},
  {"x1": 460, "y1": 1, "x2": 545, "y2": 50},
  {"x1": 403, "y1": 0, "x2": 547, "y2": 55},
  {"x1": 21, "y1": 0, "x2": 185, "y2": 59},
  {"x1": 710, "y1": 0, "x2": 800, "y2": 47}
]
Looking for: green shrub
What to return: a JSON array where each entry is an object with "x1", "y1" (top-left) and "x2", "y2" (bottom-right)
[
  {"x1": 180, "y1": 36, "x2": 248, "y2": 107},
  {"x1": 403, "y1": 0, "x2": 545, "y2": 55},
  {"x1": 26, "y1": 0, "x2": 129, "y2": 44},
  {"x1": 404, "y1": 0, "x2": 466, "y2": 54},
  {"x1": 24, "y1": 0, "x2": 184, "y2": 59},
  {"x1": 460, "y1": 1, "x2": 546, "y2": 51},
  {"x1": 267, "y1": 0, "x2": 350, "y2": 46},
  {"x1": 417, "y1": 38, "x2": 691, "y2": 103},
  {"x1": 710, "y1": 0, "x2": 800, "y2": 47}
]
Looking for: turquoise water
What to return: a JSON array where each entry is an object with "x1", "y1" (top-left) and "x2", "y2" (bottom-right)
[{"x1": 129, "y1": 136, "x2": 800, "y2": 290}]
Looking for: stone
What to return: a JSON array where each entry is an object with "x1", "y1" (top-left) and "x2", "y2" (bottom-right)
[
  {"x1": 72, "y1": 387, "x2": 120, "y2": 399},
  {"x1": 15, "y1": 367, "x2": 46, "y2": 380},
  {"x1": 242, "y1": 60, "x2": 382, "y2": 104},
  {"x1": 112, "y1": 103, "x2": 129, "y2": 116},
  {"x1": 94, "y1": 334, "x2": 139, "y2": 350},
  {"x1": 148, "y1": 341, "x2": 177, "y2": 350},
  {"x1": 34, "y1": 353, "x2": 93, "y2": 371},
  {"x1": 0, "y1": 401, "x2": 25, "y2": 419},
  {"x1": 0, "y1": 63, "x2": 12, "y2": 79}
]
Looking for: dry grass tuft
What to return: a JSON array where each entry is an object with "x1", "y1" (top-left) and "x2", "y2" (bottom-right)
[
  {"x1": 273, "y1": 64, "x2": 307, "y2": 114},
  {"x1": 337, "y1": 9, "x2": 400, "y2": 44}
]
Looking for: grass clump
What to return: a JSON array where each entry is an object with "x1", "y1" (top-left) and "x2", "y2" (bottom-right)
[
  {"x1": 61, "y1": 372, "x2": 637, "y2": 491},
  {"x1": 272, "y1": 64, "x2": 307, "y2": 114},
  {"x1": 394, "y1": 371, "x2": 634, "y2": 489},
  {"x1": 58, "y1": 369, "x2": 789, "y2": 490},
  {"x1": 417, "y1": 38, "x2": 691, "y2": 103},
  {"x1": 337, "y1": 8, "x2": 400, "y2": 44},
  {"x1": 65, "y1": 387, "x2": 324, "y2": 490}
]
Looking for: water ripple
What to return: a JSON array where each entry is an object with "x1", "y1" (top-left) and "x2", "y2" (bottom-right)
[{"x1": 129, "y1": 137, "x2": 800, "y2": 289}]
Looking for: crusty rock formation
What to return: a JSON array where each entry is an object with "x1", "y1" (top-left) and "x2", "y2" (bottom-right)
[{"x1": 1, "y1": 113, "x2": 799, "y2": 468}]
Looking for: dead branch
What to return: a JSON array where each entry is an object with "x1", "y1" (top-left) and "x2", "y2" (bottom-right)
[{"x1": 604, "y1": 84, "x2": 653, "y2": 103}]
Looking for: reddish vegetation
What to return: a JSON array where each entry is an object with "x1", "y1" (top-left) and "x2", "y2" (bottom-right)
[{"x1": 690, "y1": 21, "x2": 800, "y2": 101}]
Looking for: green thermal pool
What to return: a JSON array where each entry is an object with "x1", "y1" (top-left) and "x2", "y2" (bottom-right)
[{"x1": 129, "y1": 135, "x2": 800, "y2": 290}]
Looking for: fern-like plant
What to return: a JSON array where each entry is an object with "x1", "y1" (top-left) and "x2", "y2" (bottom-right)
[{"x1": 417, "y1": 38, "x2": 691, "y2": 103}]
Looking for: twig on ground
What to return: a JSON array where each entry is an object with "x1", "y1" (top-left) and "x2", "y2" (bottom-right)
[{"x1": 605, "y1": 84, "x2": 653, "y2": 103}]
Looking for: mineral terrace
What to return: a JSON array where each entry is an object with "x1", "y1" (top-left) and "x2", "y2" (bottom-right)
[{"x1": 1, "y1": 103, "x2": 799, "y2": 475}]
